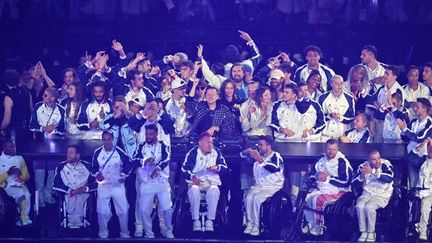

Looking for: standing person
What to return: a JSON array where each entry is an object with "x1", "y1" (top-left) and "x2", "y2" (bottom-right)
[
  {"x1": 53, "y1": 145, "x2": 96, "y2": 229},
  {"x1": 359, "y1": 45, "x2": 386, "y2": 94},
  {"x1": 92, "y1": 131, "x2": 133, "y2": 238},
  {"x1": 352, "y1": 151, "x2": 394, "y2": 242},
  {"x1": 60, "y1": 81, "x2": 86, "y2": 139},
  {"x1": 181, "y1": 133, "x2": 228, "y2": 231},
  {"x1": 403, "y1": 65, "x2": 432, "y2": 120},
  {"x1": 416, "y1": 138, "x2": 432, "y2": 241},
  {"x1": 29, "y1": 87, "x2": 66, "y2": 207},
  {"x1": 422, "y1": 62, "x2": 432, "y2": 89},
  {"x1": 294, "y1": 45, "x2": 335, "y2": 92},
  {"x1": 0, "y1": 139, "x2": 32, "y2": 226},
  {"x1": 242, "y1": 136, "x2": 284, "y2": 236},
  {"x1": 241, "y1": 86, "x2": 273, "y2": 136},
  {"x1": 133, "y1": 124, "x2": 173, "y2": 239}
]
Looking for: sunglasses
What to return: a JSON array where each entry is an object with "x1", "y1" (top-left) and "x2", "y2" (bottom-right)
[{"x1": 197, "y1": 86, "x2": 206, "y2": 90}]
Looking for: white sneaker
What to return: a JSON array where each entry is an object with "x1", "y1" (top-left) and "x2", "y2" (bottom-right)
[
  {"x1": 98, "y1": 232, "x2": 108, "y2": 239},
  {"x1": 249, "y1": 225, "x2": 260, "y2": 236},
  {"x1": 205, "y1": 219, "x2": 214, "y2": 232},
  {"x1": 163, "y1": 230, "x2": 174, "y2": 238},
  {"x1": 301, "y1": 223, "x2": 313, "y2": 234},
  {"x1": 134, "y1": 224, "x2": 143, "y2": 237},
  {"x1": 420, "y1": 231, "x2": 428, "y2": 241},
  {"x1": 243, "y1": 223, "x2": 254, "y2": 234},
  {"x1": 67, "y1": 221, "x2": 80, "y2": 229},
  {"x1": 365, "y1": 232, "x2": 376, "y2": 242},
  {"x1": 120, "y1": 232, "x2": 131, "y2": 238},
  {"x1": 310, "y1": 225, "x2": 323, "y2": 236},
  {"x1": 358, "y1": 232, "x2": 368, "y2": 241},
  {"x1": 193, "y1": 220, "x2": 201, "y2": 231}
]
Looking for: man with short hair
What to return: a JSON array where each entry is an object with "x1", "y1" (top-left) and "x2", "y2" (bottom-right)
[
  {"x1": 53, "y1": 145, "x2": 96, "y2": 229},
  {"x1": 319, "y1": 75, "x2": 355, "y2": 141},
  {"x1": 403, "y1": 65, "x2": 432, "y2": 120},
  {"x1": 294, "y1": 45, "x2": 335, "y2": 92},
  {"x1": 422, "y1": 62, "x2": 432, "y2": 89},
  {"x1": 353, "y1": 150, "x2": 394, "y2": 242},
  {"x1": 0, "y1": 139, "x2": 31, "y2": 226},
  {"x1": 93, "y1": 131, "x2": 133, "y2": 238},
  {"x1": 124, "y1": 70, "x2": 155, "y2": 109},
  {"x1": 181, "y1": 133, "x2": 228, "y2": 231},
  {"x1": 242, "y1": 136, "x2": 284, "y2": 236},
  {"x1": 303, "y1": 139, "x2": 353, "y2": 236},
  {"x1": 165, "y1": 78, "x2": 190, "y2": 137},
  {"x1": 360, "y1": 45, "x2": 386, "y2": 94}
]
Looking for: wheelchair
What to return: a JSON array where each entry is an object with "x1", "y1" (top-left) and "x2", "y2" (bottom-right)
[
  {"x1": 258, "y1": 188, "x2": 293, "y2": 238},
  {"x1": 404, "y1": 186, "x2": 432, "y2": 242},
  {"x1": 0, "y1": 188, "x2": 18, "y2": 234},
  {"x1": 172, "y1": 177, "x2": 228, "y2": 237},
  {"x1": 56, "y1": 191, "x2": 96, "y2": 237},
  {"x1": 324, "y1": 186, "x2": 409, "y2": 242}
]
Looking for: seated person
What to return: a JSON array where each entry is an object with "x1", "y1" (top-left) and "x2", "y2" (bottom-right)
[
  {"x1": 303, "y1": 139, "x2": 353, "y2": 236},
  {"x1": 132, "y1": 124, "x2": 173, "y2": 239},
  {"x1": 352, "y1": 151, "x2": 394, "y2": 242},
  {"x1": 181, "y1": 132, "x2": 228, "y2": 232},
  {"x1": 416, "y1": 138, "x2": 432, "y2": 241},
  {"x1": 53, "y1": 145, "x2": 96, "y2": 229},
  {"x1": 382, "y1": 92, "x2": 410, "y2": 143},
  {"x1": 0, "y1": 139, "x2": 32, "y2": 226},
  {"x1": 242, "y1": 136, "x2": 284, "y2": 236},
  {"x1": 339, "y1": 113, "x2": 371, "y2": 143}
]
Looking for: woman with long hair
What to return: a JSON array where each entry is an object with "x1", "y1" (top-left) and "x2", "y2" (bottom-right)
[
  {"x1": 345, "y1": 64, "x2": 370, "y2": 113},
  {"x1": 241, "y1": 86, "x2": 273, "y2": 136},
  {"x1": 219, "y1": 79, "x2": 244, "y2": 133},
  {"x1": 60, "y1": 81, "x2": 86, "y2": 138}
]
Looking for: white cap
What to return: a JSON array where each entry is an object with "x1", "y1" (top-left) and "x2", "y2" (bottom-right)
[
  {"x1": 268, "y1": 69, "x2": 285, "y2": 81},
  {"x1": 129, "y1": 97, "x2": 145, "y2": 108},
  {"x1": 171, "y1": 78, "x2": 187, "y2": 89}
]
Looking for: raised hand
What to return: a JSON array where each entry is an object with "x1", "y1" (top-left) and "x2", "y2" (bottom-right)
[
  {"x1": 135, "y1": 52, "x2": 146, "y2": 61},
  {"x1": 111, "y1": 39, "x2": 124, "y2": 52},
  {"x1": 238, "y1": 30, "x2": 253, "y2": 42},
  {"x1": 197, "y1": 44, "x2": 204, "y2": 58}
]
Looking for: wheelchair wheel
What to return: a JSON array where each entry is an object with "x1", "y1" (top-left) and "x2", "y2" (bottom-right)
[
  {"x1": 386, "y1": 194, "x2": 409, "y2": 242},
  {"x1": 172, "y1": 191, "x2": 192, "y2": 237},
  {"x1": 0, "y1": 188, "x2": 17, "y2": 234},
  {"x1": 324, "y1": 192, "x2": 357, "y2": 241},
  {"x1": 266, "y1": 190, "x2": 293, "y2": 238}
]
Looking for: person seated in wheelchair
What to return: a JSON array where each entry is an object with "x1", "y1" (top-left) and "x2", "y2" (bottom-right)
[
  {"x1": 416, "y1": 138, "x2": 432, "y2": 241},
  {"x1": 303, "y1": 138, "x2": 353, "y2": 236},
  {"x1": 132, "y1": 124, "x2": 174, "y2": 239},
  {"x1": 352, "y1": 150, "x2": 394, "y2": 242},
  {"x1": 53, "y1": 144, "x2": 96, "y2": 229},
  {"x1": 0, "y1": 138, "x2": 32, "y2": 226},
  {"x1": 241, "y1": 135, "x2": 284, "y2": 236},
  {"x1": 181, "y1": 132, "x2": 228, "y2": 232}
]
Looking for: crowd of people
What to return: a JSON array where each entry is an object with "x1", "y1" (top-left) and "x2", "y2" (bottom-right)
[{"x1": 1, "y1": 31, "x2": 432, "y2": 241}]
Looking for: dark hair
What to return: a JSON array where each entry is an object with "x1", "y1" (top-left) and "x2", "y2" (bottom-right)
[
  {"x1": 391, "y1": 92, "x2": 403, "y2": 104},
  {"x1": 65, "y1": 81, "x2": 86, "y2": 119},
  {"x1": 62, "y1": 68, "x2": 79, "y2": 83},
  {"x1": 385, "y1": 65, "x2": 400, "y2": 77},
  {"x1": 220, "y1": 79, "x2": 238, "y2": 100},
  {"x1": 306, "y1": 70, "x2": 321, "y2": 84},
  {"x1": 283, "y1": 83, "x2": 299, "y2": 95},
  {"x1": 259, "y1": 135, "x2": 274, "y2": 147},
  {"x1": 255, "y1": 86, "x2": 272, "y2": 108},
  {"x1": 102, "y1": 130, "x2": 114, "y2": 138},
  {"x1": 230, "y1": 63, "x2": 244, "y2": 79},
  {"x1": 67, "y1": 144, "x2": 81, "y2": 154},
  {"x1": 126, "y1": 69, "x2": 141, "y2": 83},
  {"x1": 198, "y1": 132, "x2": 212, "y2": 141},
  {"x1": 92, "y1": 81, "x2": 107, "y2": 101},
  {"x1": 211, "y1": 63, "x2": 225, "y2": 76},
  {"x1": 223, "y1": 44, "x2": 241, "y2": 64},
  {"x1": 279, "y1": 63, "x2": 293, "y2": 74},
  {"x1": 362, "y1": 45, "x2": 378, "y2": 58},
  {"x1": 407, "y1": 65, "x2": 419, "y2": 73},
  {"x1": 145, "y1": 123, "x2": 158, "y2": 133},
  {"x1": 417, "y1": 97, "x2": 432, "y2": 110},
  {"x1": 1, "y1": 138, "x2": 14, "y2": 149},
  {"x1": 369, "y1": 150, "x2": 380, "y2": 157},
  {"x1": 3, "y1": 69, "x2": 20, "y2": 87},
  {"x1": 205, "y1": 86, "x2": 218, "y2": 96},
  {"x1": 326, "y1": 138, "x2": 339, "y2": 146},
  {"x1": 424, "y1": 62, "x2": 432, "y2": 70},
  {"x1": 304, "y1": 45, "x2": 322, "y2": 56},
  {"x1": 178, "y1": 60, "x2": 194, "y2": 70},
  {"x1": 113, "y1": 96, "x2": 126, "y2": 104},
  {"x1": 297, "y1": 82, "x2": 308, "y2": 88}
]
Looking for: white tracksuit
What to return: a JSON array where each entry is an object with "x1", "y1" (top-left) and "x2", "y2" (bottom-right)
[
  {"x1": 53, "y1": 160, "x2": 96, "y2": 226},
  {"x1": 133, "y1": 141, "x2": 172, "y2": 238},
  {"x1": 417, "y1": 157, "x2": 432, "y2": 236},
  {"x1": 77, "y1": 99, "x2": 112, "y2": 139},
  {"x1": 352, "y1": 160, "x2": 394, "y2": 233},
  {"x1": 244, "y1": 151, "x2": 284, "y2": 228},
  {"x1": 305, "y1": 152, "x2": 353, "y2": 227},
  {"x1": 92, "y1": 146, "x2": 132, "y2": 238},
  {"x1": 182, "y1": 146, "x2": 228, "y2": 221},
  {"x1": 0, "y1": 153, "x2": 31, "y2": 225},
  {"x1": 165, "y1": 97, "x2": 190, "y2": 137},
  {"x1": 318, "y1": 92, "x2": 355, "y2": 141},
  {"x1": 270, "y1": 100, "x2": 303, "y2": 142},
  {"x1": 343, "y1": 128, "x2": 371, "y2": 143}
]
